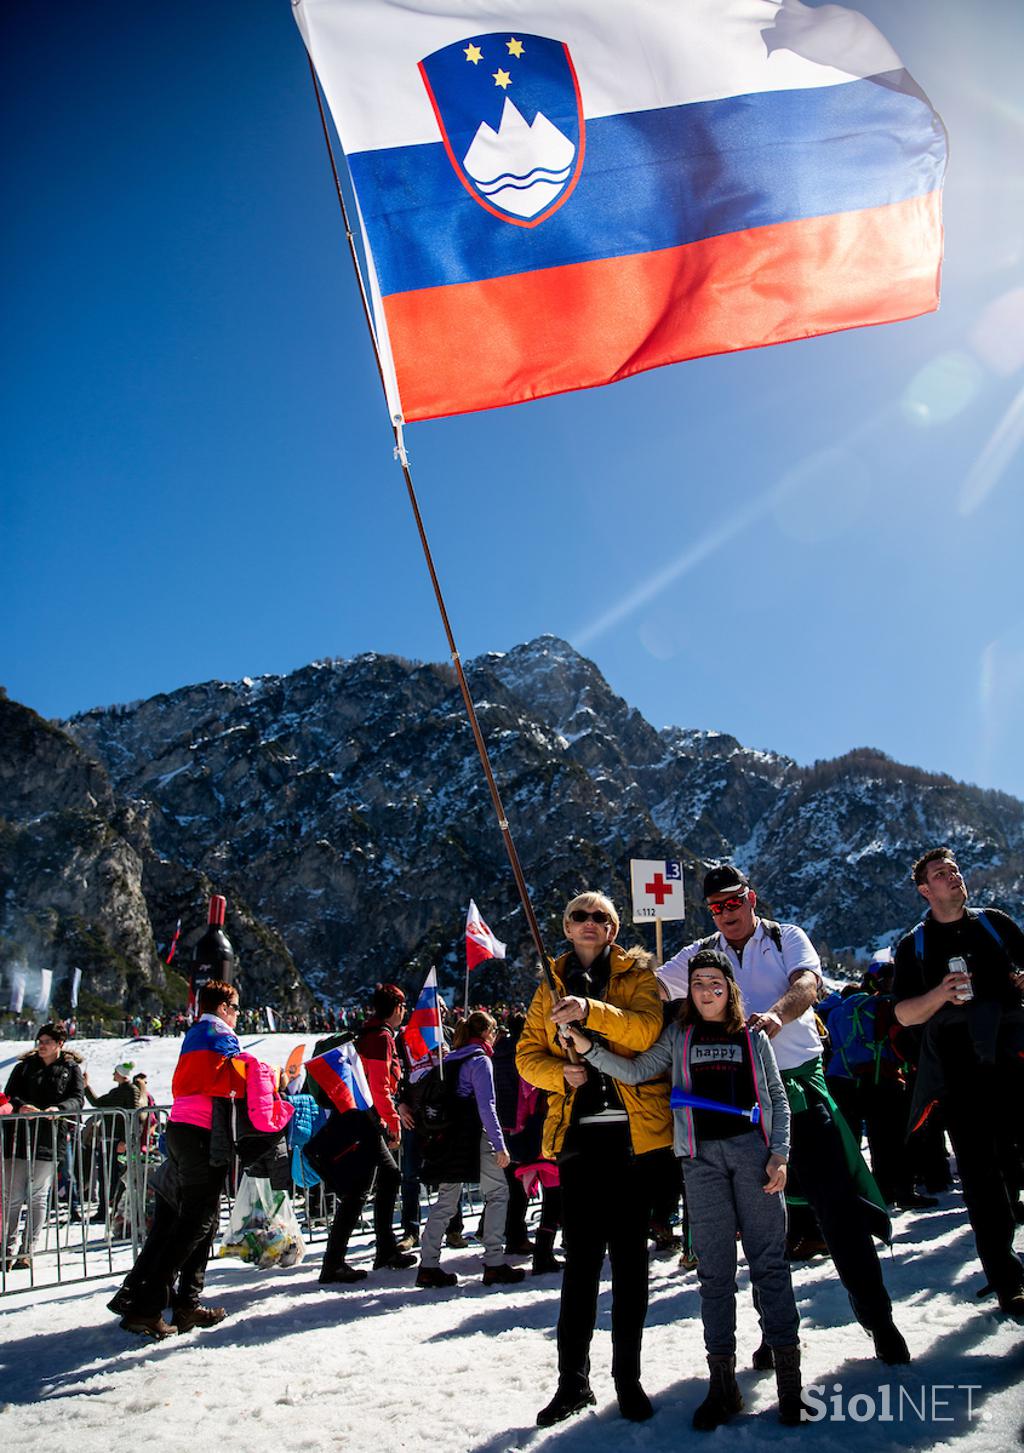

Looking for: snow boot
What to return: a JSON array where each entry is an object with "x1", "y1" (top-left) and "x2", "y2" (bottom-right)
[
  {"x1": 536, "y1": 1382, "x2": 596, "y2": 1428},
  {"x1": 692, "y1": 1354, "x2": 743, "y2": 1432},
  {"x1": 416, "y1": 1265, "x2": 458, "y2": 1288},
  {"x1": 373, "y1": 1248, "x2": 417, "y2": 1270},
  {"x1": 531, "y1": 1225, "x2": 563, "y2": 1275},
  {"x1": 106, "y1": 1284, "x2": 134, "y2": 1317},
  {"x1": 871, "y1": 1318, "x2": 911, "y2": 1364},
  {"x1": 318, "y1": 1261, "x2": 368, "y2": 1285},
  {"x1": 773, "y1": 1344, "x2": 805, "y2": 1426},
  {"x1": 482, "y1": 1262, "x2": 526, "y2": 1286},
  {"x1": 649, "y1": 1222, "x2": 681, "y2": 1256},
  {"x1": 172, "y1": 1303, "x2": 227, "y2": 1332},
  {"x1": 120, "y1": 1313, "x2": 179, "y2": 1340},
  {"x1": 751, "y1": 1339, "x2": 774, "y2": 1372},
  {"x1": 319, "y1": 1213, "x2": 365, "y2": 1285},
  {"x1": 615, "y1": 1380, "x2": 654, "y2": 1422}
]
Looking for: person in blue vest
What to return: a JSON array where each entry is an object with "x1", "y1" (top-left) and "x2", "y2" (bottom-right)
[{"x1": 893, "y1": 846, "x2": 1024, "y2": 1319}]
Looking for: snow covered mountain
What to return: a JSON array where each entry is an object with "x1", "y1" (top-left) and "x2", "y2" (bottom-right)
[{"x1": 1, "y1": 637, "x2": 1022, "y2": 1013}]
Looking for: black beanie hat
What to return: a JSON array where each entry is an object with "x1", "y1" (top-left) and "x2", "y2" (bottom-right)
[{"x1": 688, "y1": 948, "x2": 736, "y2": 983}]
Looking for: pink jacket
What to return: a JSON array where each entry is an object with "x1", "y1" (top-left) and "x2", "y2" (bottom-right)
[{"x1": 238, "y1": 1052, "x2": 294, "y2": 1134}]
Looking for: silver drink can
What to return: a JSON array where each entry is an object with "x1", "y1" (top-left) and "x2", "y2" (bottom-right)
[{"x1": 949, "y1": 956, "x2": 973, "y2": 1002}]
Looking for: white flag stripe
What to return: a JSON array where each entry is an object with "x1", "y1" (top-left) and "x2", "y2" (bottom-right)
[{"x1": 295, "y1": 0, "x2": 901, "y2": 154}]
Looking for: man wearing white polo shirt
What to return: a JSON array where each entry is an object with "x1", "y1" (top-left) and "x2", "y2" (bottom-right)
[{"x1": 660, "y1": 866, "x2": 909, "y2": 1366}]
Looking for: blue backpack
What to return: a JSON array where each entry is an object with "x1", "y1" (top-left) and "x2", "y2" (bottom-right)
[{"x1": 825, "y1": 993, "x2": 887, "y2": 1082}]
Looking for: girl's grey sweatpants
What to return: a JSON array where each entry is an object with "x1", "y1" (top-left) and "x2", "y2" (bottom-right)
[{"x1": 682, "y1": 1129, "x2": 799, "y2": 1356}]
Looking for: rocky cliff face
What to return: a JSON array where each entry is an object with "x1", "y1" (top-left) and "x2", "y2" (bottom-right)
[
  {"x1": 0, "y1": 695, "x2": 309, "y2": 1016},
  {"x1": 9, "y1": 636, "x2": 1011, "y2": 1008},
  {"x1": 0, "y1": 695, "x2": 162, "y2": 1016}
]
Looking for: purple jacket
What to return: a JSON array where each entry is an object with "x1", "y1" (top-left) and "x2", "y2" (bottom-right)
[{"x1": 448, "y1": 1042, "x2": 507, "y2": 1156}]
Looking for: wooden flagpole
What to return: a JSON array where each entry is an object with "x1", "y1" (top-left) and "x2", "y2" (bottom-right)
[{"x1": 305, "y1": 57, "x2": 552, "y2": 980}]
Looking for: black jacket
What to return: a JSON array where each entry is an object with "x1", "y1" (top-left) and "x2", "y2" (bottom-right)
[
  {"x1": 209, "y1": 1095, "x2": 291, "y2": 1190},
  {"x1": 3, "y1": 1052, "x2": 85, "y2": 1160},
  {"x1": 894, "y1": 908, "x2": 1024, "y2": 1129}
]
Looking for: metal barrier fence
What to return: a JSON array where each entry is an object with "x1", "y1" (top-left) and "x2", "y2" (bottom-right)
[{"x1": 1, "y1": 1106, "x2": 485, "y2": 1297}]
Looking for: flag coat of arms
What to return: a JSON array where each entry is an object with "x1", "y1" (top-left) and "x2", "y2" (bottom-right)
[
  {"x1": 305, "y1": 1041, "x2": 374, "y2": 1115},
  {"x1": 466, "y1": 899, "x2": 507, "y2": 971},
  {"x1": 294, "y1": 0, "x2": 946, "y2": 423}
]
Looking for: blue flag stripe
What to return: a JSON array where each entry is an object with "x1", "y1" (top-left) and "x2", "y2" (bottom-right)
[{"x1": 348, "y1": 74, "x2": 945, "y2": 297}]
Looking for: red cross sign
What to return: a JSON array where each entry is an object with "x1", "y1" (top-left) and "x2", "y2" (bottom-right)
[
  {"x1": 629, "y1": 859, "x2": 685, "y2": 923},
  {"x1": 645, "y1": 872, "x2": 673, "y2": 906}
]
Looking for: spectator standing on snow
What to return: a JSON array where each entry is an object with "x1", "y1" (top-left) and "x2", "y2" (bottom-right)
[
  {"x1": 109, "y1": 980, "x2": 246, "y2": 1338},
  {"x1": 893, "y1": 847, "x2": 1024, "y2": 1319},
  {"x1": 415, "y1": 1010, "x2": 524, "y2": 1290},
  {"x1": 82, "y1": 1060, "x2": 141, "y2": 1222},
  {"x1": 518, "y1": 891, "x2": 671, "y2": 1427},
  {"x1": 317, "y1": 984, "x2": 417, "y2": 1284},
  {"x1": 564, "y1": 948, "x2": 803, "y2": 1430},
  {"x1": 659, "y1": 866, "x2": 909, "y2": 1366},
  {"x1": 3, "y1": 1021, "x2": 84, "y2": 1270}
]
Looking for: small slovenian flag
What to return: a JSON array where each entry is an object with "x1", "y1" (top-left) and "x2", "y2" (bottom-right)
[
  {"x1": 405, "y1": 967, "x2": 444, "y2": 1062},
  {"x1": 466, "y1": 900, "x2": 506, "y2": 972},
  {"x1": 306, "y1": 1041, "x2": 373, "y2": 1115},
  {"x1": 165, "y1": 918, "x2": 182, "y2": 965}
]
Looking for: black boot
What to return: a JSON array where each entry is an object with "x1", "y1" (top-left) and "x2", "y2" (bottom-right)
[
  {"x1": 751, "y1": 1339, "x2": 774, "y2": 1372},
  {"x1": 536, "y1": 1382, "x2": 596, "y2": 1428},
  {"x1": 319, "y1": 1212, "x2": 363, "y2": 1284},
  {"x1": 615, "y1": 1380, "x2": 654, "y2": 1421},
  {"x1": 319, "y1": 1262, "x2": 368, "y2": 1285},
  {"x1": 531, "y1": 1225, "x2": 563, "y2": 1276},
  {"x1": 773, "y1": 1344, "x2": 805, "y2": 1426},
  {"x1": 871, "y1": 1319, "x2": 911, "y2": 1364},
  {"x1": 692, "y1": 1354, "x2": 742, "y2": 1432}
]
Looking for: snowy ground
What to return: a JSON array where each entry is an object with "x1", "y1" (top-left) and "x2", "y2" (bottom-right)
[{"x1": 2, "y1": 1039, "x2": 1022, "y2": 1450}]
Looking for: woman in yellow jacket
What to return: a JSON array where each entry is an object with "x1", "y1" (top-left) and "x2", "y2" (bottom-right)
[{"x1": 517, "y1": 890, "x2": 672, "y2": 1428}]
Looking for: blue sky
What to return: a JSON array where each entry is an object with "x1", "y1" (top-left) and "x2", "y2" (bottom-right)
[{"x1": 3, "y1": 1, "x2": 1023, "y2": 802}]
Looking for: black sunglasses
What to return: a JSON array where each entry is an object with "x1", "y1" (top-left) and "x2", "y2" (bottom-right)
[{"x1": 569, "y1": 909, "x2": 611, "y2": 925}]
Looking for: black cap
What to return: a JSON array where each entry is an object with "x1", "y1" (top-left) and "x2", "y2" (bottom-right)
[
  {"x1": 702, "y1": 865, "x2": 750, "y2": 898},
  {"x1": 688, "y1": 948, "x2": 736, "y2": 983}
]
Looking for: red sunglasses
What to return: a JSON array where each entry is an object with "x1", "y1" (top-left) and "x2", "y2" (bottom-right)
[{"x1": 707, "y1": 893, "x2": 749, "y2": 917}]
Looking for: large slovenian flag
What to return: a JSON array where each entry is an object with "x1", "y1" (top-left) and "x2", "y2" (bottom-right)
[
  {"x1": 405, "y1": 967, "x2": 444, "y2": 1062},
  {"x1": 305, "y1": 1041, "x2": 374, "y2": 1115},
  {"x1": 293, "y1": 0, "x2": 946, "y2": 423}
]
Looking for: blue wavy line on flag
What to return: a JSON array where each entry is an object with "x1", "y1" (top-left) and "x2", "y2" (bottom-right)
[
  {"x1": 348, "y1": 74, "x2": 945, "y2": 296},
  {"x1": 476, "y1": 168, "x2": 573, "y2": 191}
]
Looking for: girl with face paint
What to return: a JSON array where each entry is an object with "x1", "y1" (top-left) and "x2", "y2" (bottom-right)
[{"x1": 564, "y1": 949, "x2": 804, "y2": 1431}]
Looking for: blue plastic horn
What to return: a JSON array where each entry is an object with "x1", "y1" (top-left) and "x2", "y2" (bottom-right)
[{"x1": 670, "y1": 1087, "x2": 761, "y2": 1125}]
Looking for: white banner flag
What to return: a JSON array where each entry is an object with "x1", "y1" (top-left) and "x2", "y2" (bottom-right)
[
  {"x1": 265, "y1": 1006, "x2": 277, "y2": 1032},
  {"x1": 71, "y1": 966, "x2": 82, "y2": 1009},
  {"x1": 9, "y1": 971, "x2": 26, "y2": 1015},
  {"x1": 35, "y1": 968, "x2": 53, "y2": 1013}
]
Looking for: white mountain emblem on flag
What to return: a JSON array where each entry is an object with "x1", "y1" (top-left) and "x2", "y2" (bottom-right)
[
  {"x1": 462, "y1": 98, "x2": 576, "y2": 220},
  {"x1": 419, "y1": 32, "x2": 585, "y2": 227}
]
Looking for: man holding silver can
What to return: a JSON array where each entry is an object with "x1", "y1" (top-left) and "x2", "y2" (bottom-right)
[{"x1": 893, "y1": 847, "x2": 1024, "y2": 1318}]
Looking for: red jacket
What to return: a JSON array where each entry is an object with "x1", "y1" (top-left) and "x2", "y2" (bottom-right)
[{"x1": 357, "y1": 1017, "x2": 401, "y2": 1139}]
